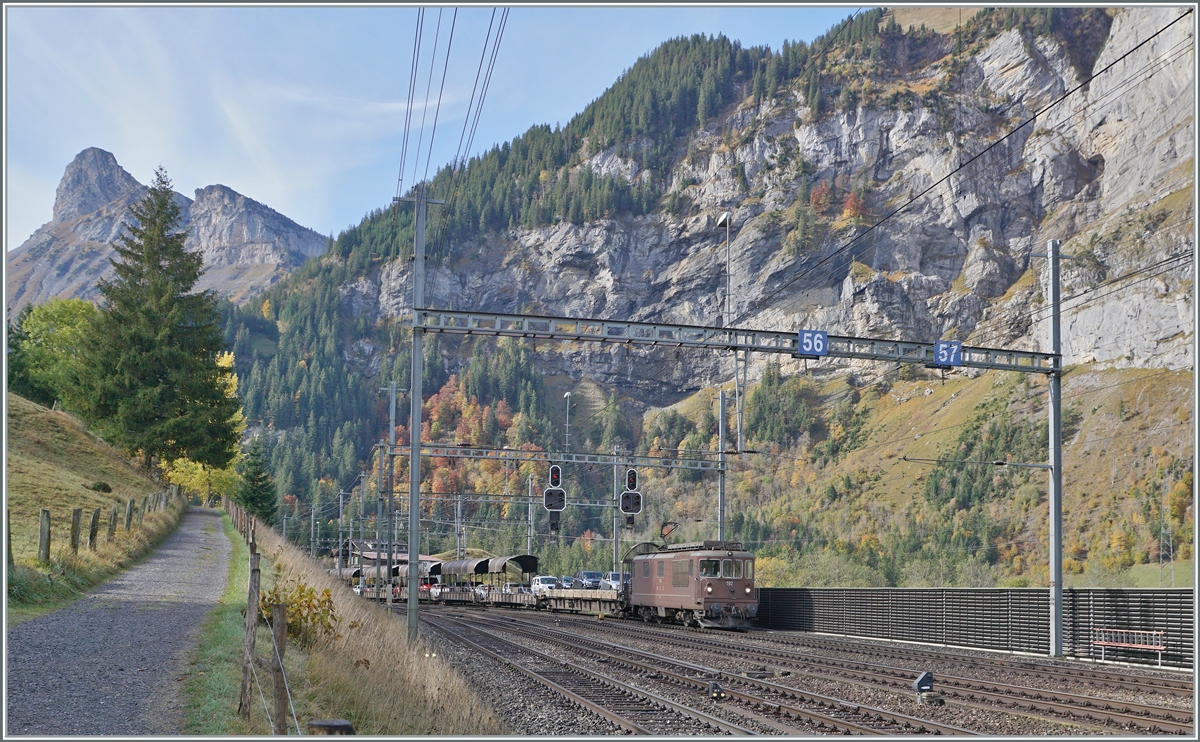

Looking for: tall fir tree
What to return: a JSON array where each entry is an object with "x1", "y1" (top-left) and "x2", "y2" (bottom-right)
[
  {"x1": 236, "y1": 437, "x2": 277, "y2": 524},
  {"x1": 77, "y1": 167, "x2": 240, "y2": 471}
]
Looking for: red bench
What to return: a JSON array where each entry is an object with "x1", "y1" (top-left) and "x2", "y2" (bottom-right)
[{"x1": 1092, "y1": 627, "x2": 1166, "y2": 667}]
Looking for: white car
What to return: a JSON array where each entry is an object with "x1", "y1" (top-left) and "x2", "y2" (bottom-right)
[
  {"x1": 501, "y1": 583, "x2": 531, "y2": 595},
  {"x1": 531, "y1": 575, "x2": 560, "y2": 596},
  {"x1": 600, "y1": 572, "x2": 622, "y2": 590}
]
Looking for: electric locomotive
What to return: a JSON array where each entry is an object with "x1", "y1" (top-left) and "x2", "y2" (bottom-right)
[{"x1": 627, "y1": 540, "x2": 756, "y2": 628}]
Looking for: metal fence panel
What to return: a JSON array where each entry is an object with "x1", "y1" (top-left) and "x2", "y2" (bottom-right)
[{"x1": 755, "y1": 587, "x2": 1191, "y2": 668}]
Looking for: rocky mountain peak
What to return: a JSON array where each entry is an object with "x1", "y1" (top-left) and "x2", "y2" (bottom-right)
[
  {"x1": 8, "y1": 149, "x2": 327, "y2": 312},
  {"x1": 52, "y1": 147, "x2": 144, "y2": 222}
]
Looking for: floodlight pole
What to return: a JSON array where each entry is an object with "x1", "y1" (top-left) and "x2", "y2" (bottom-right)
[
  {"x1": 718, "y1": 390, "x2": 726, "y2": 542},
  {"x1": 717, "y1": 211, "x2": 745, "y2": 458}
]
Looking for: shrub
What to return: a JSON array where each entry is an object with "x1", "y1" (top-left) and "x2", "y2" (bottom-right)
[
  {"x1": 260, "y1": 572, "x2": 341, "y2": 649},
  {"x1": 89, "y1": 481, "x2": 112, "y2": 493}
]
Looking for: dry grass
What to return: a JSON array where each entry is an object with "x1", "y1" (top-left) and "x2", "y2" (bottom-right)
[
  {"x1": 7, "y1": 392, "x2": 163, "y2": 563},
  {"x1": 888, "y1": 7, "x2": 980, "y2": 34},
  {"x1": 7, "y1": 503, "x2": 185, "y2": 623},
  {"x1": 253, "y1": 522, "x2": 508, "y2": 735},
  {"x1": 6, "y1": 392, "x2": 185, "y2": 623}
]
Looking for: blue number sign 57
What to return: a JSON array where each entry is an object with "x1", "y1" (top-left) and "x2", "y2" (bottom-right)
[
  {"x1": 934, "y1": 340, "x2": 963, "y2": 366},
  {"x1": 798, "y1": 330, "x2": 828, "y2": 357}
]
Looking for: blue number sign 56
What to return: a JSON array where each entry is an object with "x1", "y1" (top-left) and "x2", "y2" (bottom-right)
[{"x1": 798, "y1": 330, "x2": 828, "y2": 357}]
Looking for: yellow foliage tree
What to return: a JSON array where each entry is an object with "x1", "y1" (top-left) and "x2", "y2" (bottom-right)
[{"x1": 164, "y1": 352, "x2": 246, "y2": 504}]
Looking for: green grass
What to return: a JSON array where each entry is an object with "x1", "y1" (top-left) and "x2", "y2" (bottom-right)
[
  {"x1": 182, "y1": 515, "x2": 257, "y2": 734},
  {"x1": 181, "y1": 515, "x2": 319, "y2": 735},
  {"x1": 1126, "y1": 560, "x2": 1193, "y2": 588}
]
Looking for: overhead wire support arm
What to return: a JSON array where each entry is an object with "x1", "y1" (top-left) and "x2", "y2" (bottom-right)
[
  {"x1": 411, "y1": 309, "x2": 1057, "y2": 373},
  {"x1": 389, "y1": 444, "x2": 727, "y2": 472}
]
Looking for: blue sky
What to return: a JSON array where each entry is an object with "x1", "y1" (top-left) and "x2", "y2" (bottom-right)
[{"x1": 5, "y1": 5, "x2": 863, "y2": 249}]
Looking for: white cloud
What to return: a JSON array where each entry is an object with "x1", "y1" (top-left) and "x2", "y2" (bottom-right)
[{"x1": 5, "y1": 5, "x2": 863, "y2": 249}]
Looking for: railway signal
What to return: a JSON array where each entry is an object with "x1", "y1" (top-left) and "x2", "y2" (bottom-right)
[
  {"x1": 548, "y1": 511, "x2": 560, "y2": 532},
  {"x1": 549, "y1": 464, "x2": 562, "y2": 488},
  {"x1": 619, "y1": 490, "x2": 642, "y2": 515},
  {"x1": 624, "y1": 514, "x2": 635, "y2": 528},
  {"x1": 620, "y1": 468, "x2": 641, "y2": 515},
  {"x1": 543, "y1": 486, "x2": 566, "y2": 512}
]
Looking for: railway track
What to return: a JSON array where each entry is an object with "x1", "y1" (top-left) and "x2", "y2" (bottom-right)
[
  {"x1": 440, "y1": 609, "x2": 976, "y2": 735},
  {"x1": 543, "y1": 615, "x2": 1194, "y2": 735},
  {"x1": 422, "y1": 612, "x2": 758, "y2": 735},
  {"x1": 756, "y1": 631, "x2": 1195, "y2": 699}
]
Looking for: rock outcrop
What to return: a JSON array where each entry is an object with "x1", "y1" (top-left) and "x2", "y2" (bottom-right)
[
  {"x1": 367, "y1": 7, "x2": 1191, "y2": 397},
  {"x1": 6, "y1": 148, "x2": 327, "y2": 312}
]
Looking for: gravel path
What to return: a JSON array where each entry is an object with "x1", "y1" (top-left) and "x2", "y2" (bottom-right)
[{"x1": 5, "y1": 507, "x2": 231, "y2": 736}]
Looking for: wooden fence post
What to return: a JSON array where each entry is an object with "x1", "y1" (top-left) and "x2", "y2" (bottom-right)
[
  {"x1": 70, "y1": 508, "x2": 82, "y2": 554},
  {"x1": 88, "y1": 508, "x2": 100, "y2": 550},
  {"x1": 124, "y1": 500, "x2": 134, "y2": 531},
  {"x1": 271, "y1": 602, "x2": 289, "y2": 736},
  {"x1": 108, "y1": 507, "x2": 119, "y2": 542},
  {"x1": 38, "y1": 509, "x2": 51, "y2": 563},
  {"x1": 237, "y1": 541, "x2": 261, "y2": 719},
  {"x1": 7, "y1": 509, "x2": 14, "y2": 566},
  {"x1": 138, "y1": 497, "x2": 147, "y2": 526}
]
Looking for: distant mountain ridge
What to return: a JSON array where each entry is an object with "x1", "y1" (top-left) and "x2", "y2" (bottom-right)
[{"x1": 6, "y1": 148, "x2": 327, "y2": 312}]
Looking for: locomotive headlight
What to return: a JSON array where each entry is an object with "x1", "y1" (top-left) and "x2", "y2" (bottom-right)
[
  {"x1": 705, "y1": 585, "x2": 713, "y2": 594},
  {"x1": 745, "y1": 587, "x2": 751, "y2": 594}
]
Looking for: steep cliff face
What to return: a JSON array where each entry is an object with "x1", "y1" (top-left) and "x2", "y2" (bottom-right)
[
  {"x1": 6, "y1": 149, "x2": 327, "y2": 311},
  {"x1": 363, "y1": 6, "x2": 1191, "y2": 399}
]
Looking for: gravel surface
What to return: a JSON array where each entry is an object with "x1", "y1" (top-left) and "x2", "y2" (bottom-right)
[
  {"x1": 421, "y1": 612, "x2": 628, "y2": 736},
  {"x1": 5, "y1": 508, "x2": 231, "y2": 736},
  {"x1": 423, "y1": 607, "x2": 1192, "y2": 736}
]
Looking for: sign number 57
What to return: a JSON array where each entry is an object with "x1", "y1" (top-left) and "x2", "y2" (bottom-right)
[
  {"x1": 934, "y1": 340, "x2": 963, "y2": 366},
  {"x1": 798, "y1": 330, "x2": 828, "y2": 356}
]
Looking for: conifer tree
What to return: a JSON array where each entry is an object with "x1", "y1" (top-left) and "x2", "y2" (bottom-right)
[
  {"x1": 77, "y1": 167, "x2": 240, "y2": 471},
  {"x1": 237, "y1": 437, "x2": 277, "y2": 524}
]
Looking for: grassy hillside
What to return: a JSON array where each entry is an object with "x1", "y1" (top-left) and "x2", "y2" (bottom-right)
[
  {"x1": 6, "y1": 392, "x2": 182, "y2": 620},
  {"x1": 637, "y1": 365, "x2": 1193, "y2": 587},
  {"x1": 6, "y1": 393, "x2": 163, "y2": 562}
]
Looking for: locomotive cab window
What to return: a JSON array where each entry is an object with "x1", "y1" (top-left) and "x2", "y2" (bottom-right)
[
  {"x1": 699, "y1": 559, "x2": 720, "y2": 577},
  {"x1": 721, "y1": 559, "x2": 742, "y2": 579},
  {"x1": 642, "y1": 562, "x2": 650, "y2": 578},
  {"x1": 745, "y1": 560, "x2": 754, "y2": 579}
]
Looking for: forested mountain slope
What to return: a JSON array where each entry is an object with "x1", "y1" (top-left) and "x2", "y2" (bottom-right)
[{"x1": 221, "y1": 7, "x2": 1192, "y2": 584}]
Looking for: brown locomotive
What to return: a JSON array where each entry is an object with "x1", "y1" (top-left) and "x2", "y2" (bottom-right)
[{"x1": 627, "y1": 540, "x2": 756, "y2": 628}]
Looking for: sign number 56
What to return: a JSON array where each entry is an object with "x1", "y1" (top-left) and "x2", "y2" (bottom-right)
[{"x1": 798, "y1": 330, "x2": 828, "y2": 356}]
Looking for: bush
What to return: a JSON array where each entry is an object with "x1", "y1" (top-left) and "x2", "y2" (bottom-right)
[
  {"x1": 260, "y1": 574, "x2": 341, "y2": 649},
  {"x1": 89, "y1": 481, "x2": 112, "y2": 493}
]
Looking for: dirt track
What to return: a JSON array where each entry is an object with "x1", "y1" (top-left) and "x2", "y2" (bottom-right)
[{"x1": 5, "y1": 507, "x2": 230, "y2": 735}]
